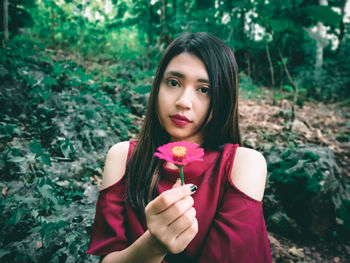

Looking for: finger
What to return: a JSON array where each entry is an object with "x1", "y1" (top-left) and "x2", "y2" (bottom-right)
[
  {"x1": 158, "y1": 196, "x2": 194, "y2": 226},
  {"x1": 167, "y1": 207, "x2": 196, "y2": 236},
  {"x1": 170, "y1": 218, "x2": 198, "y2": 254},
  {"x1": 146, "y1": 184, "x2": 197, "y2": 214},
  {"x1": 172, "y1": 178, "x2": 182, "y2": 189}
]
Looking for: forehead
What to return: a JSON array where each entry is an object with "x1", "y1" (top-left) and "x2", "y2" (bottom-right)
[{"x1": 164, "y1": 52, "x2": 208, "y2": 80}]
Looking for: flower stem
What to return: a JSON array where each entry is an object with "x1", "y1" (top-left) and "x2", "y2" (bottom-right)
[{"x1": 179, "y1": 166, "x2": 185, "y2": 185}]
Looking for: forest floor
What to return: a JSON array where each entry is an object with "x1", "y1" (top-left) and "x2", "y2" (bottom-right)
[
  {"x1": 239, "y1": 94, "x2": 350, "y2": 178},
  {"x1": 238, "y1": 93, "x2": 350, "y2": 263}
]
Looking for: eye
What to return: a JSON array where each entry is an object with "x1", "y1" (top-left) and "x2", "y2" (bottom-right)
[
  {"x1": 199, "y1": 87, "x2": 210, "y2": 94},
  {"x1": 167, "y1": 79, "x2": 180, "y2": 87}
]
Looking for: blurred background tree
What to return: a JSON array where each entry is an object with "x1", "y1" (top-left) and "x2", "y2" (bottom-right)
[
  {"x1": 2, "y1": 0, "x2": 347, "y2": 100},
  {"x1": 1, "y1": 0, "x2": 347, "y2": 96}
]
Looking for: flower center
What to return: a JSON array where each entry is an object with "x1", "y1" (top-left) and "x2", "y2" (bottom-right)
[{"x1": 172, "y1": 146, "x2": 187, "y2": 162}]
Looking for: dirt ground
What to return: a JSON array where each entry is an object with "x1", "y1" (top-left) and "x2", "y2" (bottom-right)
[
  {"x1": 239, "y1": 96, "x2": 350, "y2": 263},
  {"x1": 239, "y1": 97, "x2": 350, "y2": 178}
]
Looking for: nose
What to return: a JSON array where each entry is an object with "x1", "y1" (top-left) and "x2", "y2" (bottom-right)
[{"x1": 175, "y1": 87, "x2": 193, "y2": 109}]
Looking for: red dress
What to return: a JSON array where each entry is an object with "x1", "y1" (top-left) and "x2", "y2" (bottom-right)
[{"x1": 86, "y1": 141, "x2": 272, "y2": 263}]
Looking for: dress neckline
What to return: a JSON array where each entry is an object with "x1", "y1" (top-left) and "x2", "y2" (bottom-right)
[{"x1": 161, "y1": 149, "x2": 220, "y2": 180}]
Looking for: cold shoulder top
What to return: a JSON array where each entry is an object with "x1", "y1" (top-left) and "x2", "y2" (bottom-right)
[{"x1": 86, "y1": 141, "x2": 272, "y2": 262}]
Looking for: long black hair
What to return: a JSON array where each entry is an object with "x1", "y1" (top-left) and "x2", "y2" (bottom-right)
[{"x1": 125, "y1": 32, "x2": 240, "y2": 212}]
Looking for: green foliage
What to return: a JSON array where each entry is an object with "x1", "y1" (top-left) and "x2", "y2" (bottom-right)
[
  {"x1": 0, "y1": 36, "x2": 141, "y2": 262},
  {"x1": 30, "y1": 139, "x2": 52, "y2": 167},
  {"x1": 303, "y1": 5, "x2": 342, "y2": 28},
  {"x1": 60, "y1": 138, "x2": 75, "y2": 158}
]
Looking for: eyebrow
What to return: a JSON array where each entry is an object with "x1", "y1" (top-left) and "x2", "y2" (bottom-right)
[{"x1": 165, "y1": 70, "x2": 209, "y2": 84}]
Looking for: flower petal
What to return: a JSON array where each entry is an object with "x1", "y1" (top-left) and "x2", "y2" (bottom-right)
[{"x1": 154, "y1": 141, "x2": 204, "y2": 166}]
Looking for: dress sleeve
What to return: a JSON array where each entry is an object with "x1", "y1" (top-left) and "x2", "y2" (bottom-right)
[
  {"x1": 86, "y1": 179, "x2": 129, "y2": 255},
  {"x1": 198, "y1": 183, "x2": 272, "y2": 263},
  {"x1": 86, "y1": 141, "x2": 136, "y2": 256},
  {"x1": 198, "y1": 144, "x2": 272, "y2": 263}
]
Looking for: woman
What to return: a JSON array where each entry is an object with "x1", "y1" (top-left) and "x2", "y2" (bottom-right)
[{"x1": 87, "y1": 32, "x2": 272, "y2": 263}]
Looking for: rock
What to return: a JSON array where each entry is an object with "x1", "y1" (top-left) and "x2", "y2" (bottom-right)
[
  {"x1": 83, "y1": 184, "x2": 99, "y2": 204},
  {"x1": 264, "y1": 145, "x2": 350, "y2": 239}
]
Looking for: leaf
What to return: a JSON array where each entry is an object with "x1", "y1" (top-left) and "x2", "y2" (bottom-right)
[
  {"x1": 40, "y1": 153, "x2": 52, "y2": 167},
  {"x1": 281, "y1": 149, "x2": 292, "y2": 159},
  {"x1": 2, "y1": 187, "x2": 8, "y2": 196},
  {"x1": 40, "y1": 90, "x2": 51, "y2": 102},
  {"x1": 30, "y1": 139, "x2": 44, "y2": 156},
  {"x1": 8, "y1": 156, "x2": 25, "y2": 163},
  {"x1": 7, "y1": 207, "x2": 28, "y2": 225},
  {"x1": 84, "y1": 109, "x2": 95, "y2": 119},
  {"x1": 134, "y1": 85, "x2": 151, "y2": 94},
  {"x1": 283, "y1": 85, "x2": 294, "y2": 93},
  {"x1": 303, "y1": 151, "x2": 320, "y2": 162},
  {"x1": 35, "y1": 241, "x2": 43, "y2": 250},
  {"x1": 288, "y1": 246, "x2": 305, "y2": 258},
  {"x1": 53, "y1": 62, "x2": 63, "y2": 76},
  {"x1": 303, "y1": 5, "x2": 342, "y2": 28},
  {"x1": 60, "y1": 138, "x2": 74, "y2": 158},
  {"x1": 42, "y1": 76, "x2": 58, "y2": 87},
  {"x1": 37, "y1": 184, "x2": 58, "y2": 206},
  {"x1": 0, "y1": 248, "x2": 11, "y2": 259},
  {"x1": 268, "y1": 18, "x2": 296, "y2": 32},
  {"x1": 60, "y1": 143, "x2": 70, "y2": 159}
]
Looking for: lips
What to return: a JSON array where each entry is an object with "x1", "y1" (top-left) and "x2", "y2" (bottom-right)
[{"x1": 170, "y1": 114, "x2": 191, "y2": 127}]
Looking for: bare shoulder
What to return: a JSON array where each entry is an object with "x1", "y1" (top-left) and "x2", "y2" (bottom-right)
[
  {"x1": 101, "y1": 141, "x2": 130, "y2": 190},
  {"x1": 230, "y1": 147, "x2": 267, "y2": 201}
]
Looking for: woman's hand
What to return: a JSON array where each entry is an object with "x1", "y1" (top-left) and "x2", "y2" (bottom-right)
[{"x1": 145, "y1": 182, "x2": 198, "y2": 255}]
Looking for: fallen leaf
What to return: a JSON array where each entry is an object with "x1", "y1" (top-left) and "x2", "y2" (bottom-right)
[
  {"x1": 36, "y1": 241, "x2": 42, "y2": 250},
  {"x1": 288, "y1": 246, "x2": 305, "y2": 258},
  {"x1": 90, "y1": 175, "x2": 103, "y2": 187},
  {"x1": 333, "y1": 257, "x2": 340, "y2": 263},
  {"x1": 2, "y1": 187, "x2": 8, "y2": 196}
]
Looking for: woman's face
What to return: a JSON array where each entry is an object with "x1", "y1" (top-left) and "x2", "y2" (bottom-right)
[{"x1": 157, "y1": 52, "x2": 211, "y2": 145}]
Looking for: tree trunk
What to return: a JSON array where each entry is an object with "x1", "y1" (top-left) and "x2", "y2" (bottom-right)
[
  {"x1": 172, "y1": 0, "x2": 176, "y2": 16},
  {"x1": 145, "y1": 0, "x2": 154, "y2": 69},
  {"x1": 265, "y1": 42, "x2": 276, "y2": 103},
  {"x1": 336, "y1": 0, "x2": 347, "y2": 52},
  {"x1": 246, "y1": 52, "x2": 251, "y2": 78},
  {"x1": 276, "y1": 46, "x2": 297, "y2": 131},
  {"x1": 314, "y1": 0, "x2": 328, "y2": 88},
  {"x1": 51, "y1": 1, "x2": 56, "y2": 49},
  {"x1": 79, "y1": 0, "x2": 85, "y2": 62},
  {"x1": 3, "y1": 0, "x2": 9, "y2": 46},
  {"x1": 159, "y1": 0, "x2": 169, "y2": 45},
  {"x1": 184, "y1": 0, "x2": 191, "y2": 31}
]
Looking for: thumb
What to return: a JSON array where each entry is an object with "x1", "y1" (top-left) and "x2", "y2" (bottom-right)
[{"x1": 172, "y1": 178, "x2": 182, "y2": 189}]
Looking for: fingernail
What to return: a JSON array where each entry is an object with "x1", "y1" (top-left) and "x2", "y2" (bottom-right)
[{"x1": 190, "y1": 184, "x2": 197, "y2": 192}]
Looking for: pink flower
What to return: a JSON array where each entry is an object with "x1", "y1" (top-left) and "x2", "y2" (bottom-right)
[
  {"x1": 154, "y1": 141, "x2": 204, "y2": 185},
  {"x1": 154, "y1": 141, "x2": 204, "y2": 166}
]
